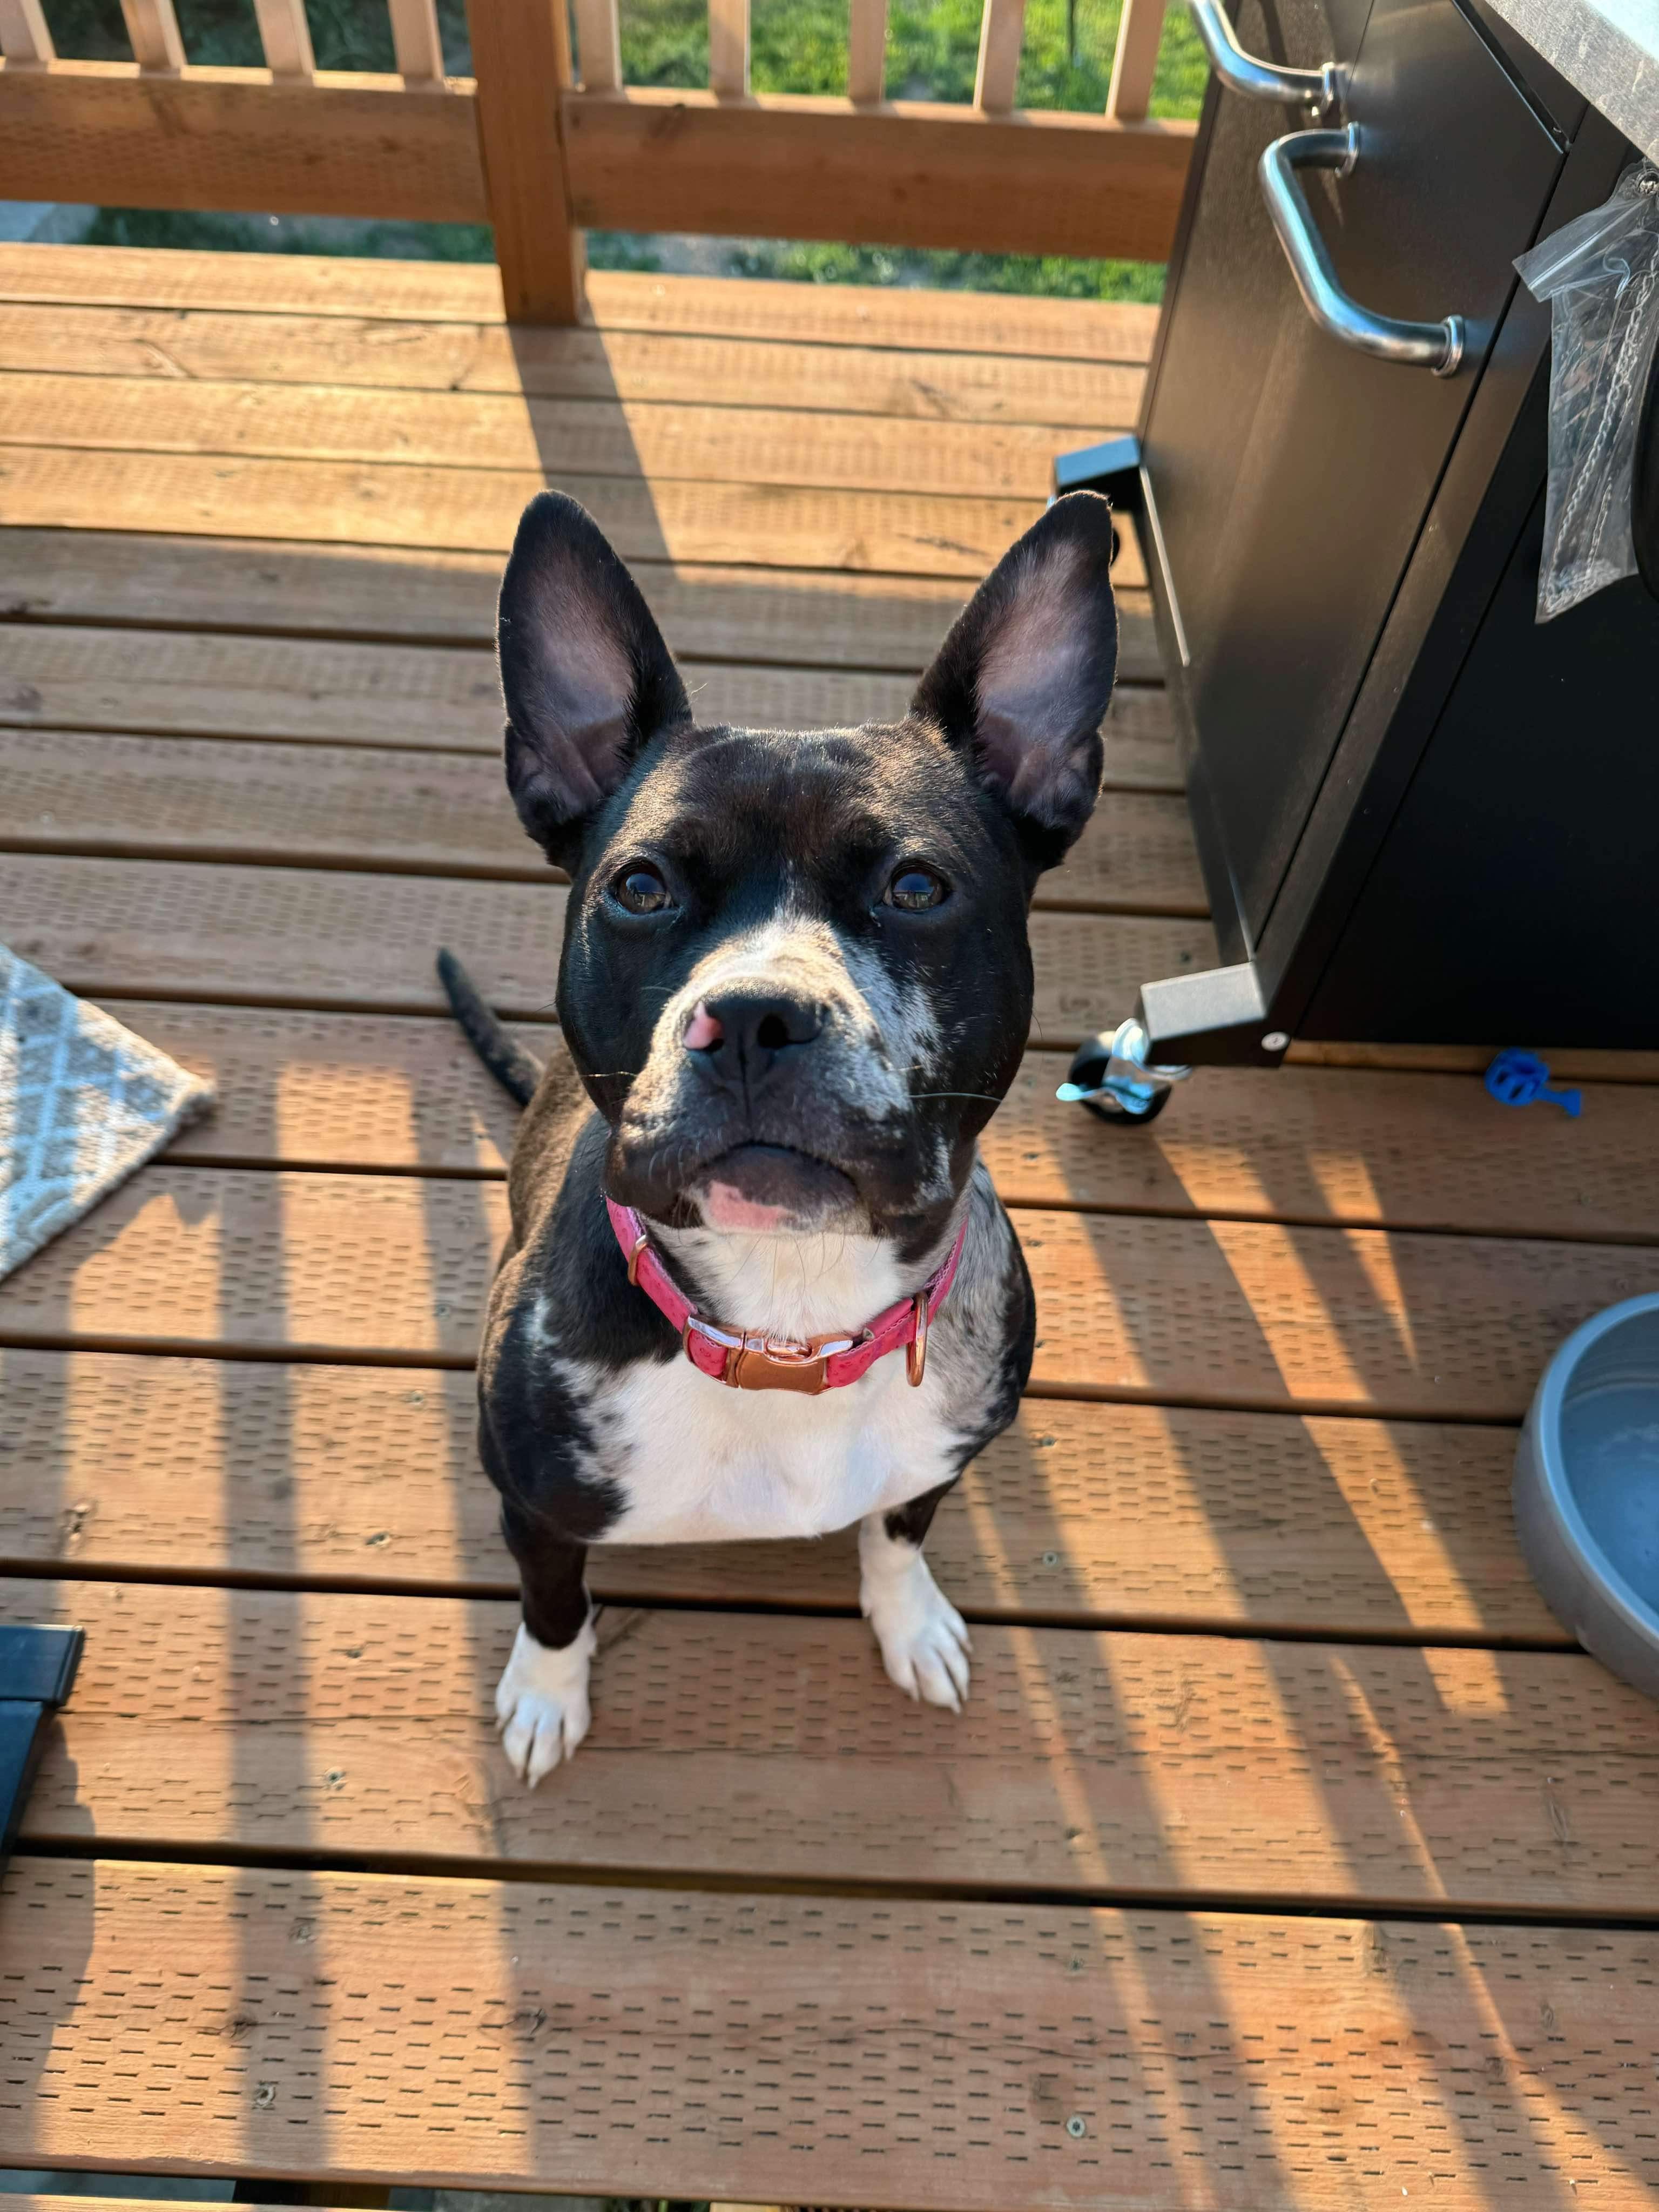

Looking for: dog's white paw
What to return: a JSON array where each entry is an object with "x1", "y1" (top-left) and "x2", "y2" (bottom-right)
[
  {"x1": 859, "y1": 1525, "x2": 972, "y2": 1712},
  {"x1": 495, "y1": 1617, "x2": 596, "y2": 1785}
]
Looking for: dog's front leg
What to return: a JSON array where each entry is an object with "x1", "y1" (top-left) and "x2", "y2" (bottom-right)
[
  {"x1": 859, "y1": 1482, "x2": 972, "y2": 1712},
  {"x1": 495, "y1": 1499, "x2": 596, "y2": 1785}
]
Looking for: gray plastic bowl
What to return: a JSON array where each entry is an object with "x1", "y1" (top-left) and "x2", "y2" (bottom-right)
[{"x1": 1514, "y1": 1292, "x2": 1659, "y2": 1700}]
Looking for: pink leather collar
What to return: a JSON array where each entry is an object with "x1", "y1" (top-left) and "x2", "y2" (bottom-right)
[{"x1": 604, "y1": 1195, "x2": 968, "y2": 1394}]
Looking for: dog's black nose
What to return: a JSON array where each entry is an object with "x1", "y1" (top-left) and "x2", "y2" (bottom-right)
[{"x1": 685, "y1": 990, "x2": 822, "y2": 1088}]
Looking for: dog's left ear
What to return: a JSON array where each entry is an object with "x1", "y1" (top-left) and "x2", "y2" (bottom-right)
[{"x1": 912, "y1": 491, "x2": 1117, "y2": 865}]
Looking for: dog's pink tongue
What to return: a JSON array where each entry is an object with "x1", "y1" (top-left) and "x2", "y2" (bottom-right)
[
  {"x1": 700, "y1": 1181, "x2": 792, "y2": 1232},
  {"x1": 683, "y1": 1001, "x2": 723, "y2": 1051}
]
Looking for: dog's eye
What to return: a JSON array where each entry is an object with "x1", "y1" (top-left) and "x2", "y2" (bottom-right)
[
  {"x1": 886, "y1": 865, "x2": 948, "y2": 913},
  {"x1": 610, "y1": 864, "x2": 675, "y2": 915}
]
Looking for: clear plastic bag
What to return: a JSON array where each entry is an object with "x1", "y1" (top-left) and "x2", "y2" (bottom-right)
[{"x1": 1515, "y1": 161, "x2": 1659, "y2": 622}]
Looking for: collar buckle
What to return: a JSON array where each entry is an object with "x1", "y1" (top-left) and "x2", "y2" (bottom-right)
[
  {"x1": 682, "y1": 1316, "x2": 861, "y2": 1394},
  {"x1": 726, "y1": 1332, "x2": 831, "y2": 1393}
]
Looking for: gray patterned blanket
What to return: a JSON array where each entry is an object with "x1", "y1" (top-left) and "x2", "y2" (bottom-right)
[{"x1": 0, "y1": 946, "x2": 215, "y2": 1283}]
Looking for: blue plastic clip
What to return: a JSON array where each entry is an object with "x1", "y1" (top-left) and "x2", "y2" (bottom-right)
[{"x1": 1485, "y1": 1048, "x2": 1582, "y2": 1117}]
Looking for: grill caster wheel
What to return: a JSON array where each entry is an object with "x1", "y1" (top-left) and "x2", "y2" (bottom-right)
[
  {"x1": 1073, "y1": 1052, "x2": 1173, "y2": 1125},
  {"x1": 1057, "y1": 1019, "x2": 1192, "y2": 1127}
]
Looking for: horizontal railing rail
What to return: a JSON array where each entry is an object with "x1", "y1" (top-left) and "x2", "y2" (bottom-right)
[{"x1": 0, "y1": 0, "x2": 1195, "y2": 321}]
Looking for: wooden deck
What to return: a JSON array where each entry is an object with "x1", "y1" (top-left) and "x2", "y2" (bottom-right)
[{"x1": 3, "y1": 243, "x2": 1659, "y2": 2210}]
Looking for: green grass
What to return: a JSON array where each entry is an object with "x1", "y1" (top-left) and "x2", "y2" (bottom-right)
[
  {"x1": 38, "y1": 0, "x2": 1203, "y2": 299},
  {"x1": 40, "y1": 0, "x2": 473, "y2": 70},
  {"x1": 616, "y1": 0, "x2": 1204, "y2": 113},
  {"x1": 724, "y1": 239, "x2": 1170, "y2": 301},
  {"x1": 78, "y1": 206, "x2": 496, "y2": 255}
]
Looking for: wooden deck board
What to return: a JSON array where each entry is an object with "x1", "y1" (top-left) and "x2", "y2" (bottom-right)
[
  {"x1": 2, "y1": 1854, "x2": 1655, "y2": 2206},
  {"x1": 0, "y1": 529, "x2": 954, "y2": 653},
  {"x1": 0, "y1": 852, "x2": 1212, "y2": 1041},
  {"x1": 0, "y1": 530, "x2": 1163, "y2": 680},
  {"x1": 8, "y1": 1576, "x2": 1645, "y2": 1910},
  {"x1": 0, "y1": 621, "x2": 1183, "y2": 785},
  {"x1": 1, "y1": 1163, "x2": 1647, "y2": 1419},
  {"x1": 0, "y1": 729, "x2": 1206, "y2": 914},
  {"x1": 101, "y1": 1001, "x2": 1659, "y2": 1243},
  {"x1": 0, "y1": 369, "x2": 1134, "y2": 506},
  {"x1": 0, "y1": 1347, "x2": 1553, "y2": 1637},
  {"x1": 0, "y1": 244, "x2": 1164, "y2": 361},
  {"x1": 2, "y1": 2202, "x2": 319, "y2": 2212},
  {"x1": 0, "y1": 636, "x2": 923, "y2": 748},
  {"x1": 6, "y1": 245, "x2": 1659, "y2": 2211},
  {"x1": 0, "y1": 301, "x2": 1147, "y2": 426},
  {"x1": 0, "y1": 443, "x2": 1062, "y2": 579}
]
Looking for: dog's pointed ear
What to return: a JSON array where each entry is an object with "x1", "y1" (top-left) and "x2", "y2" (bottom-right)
[
  {"x1": 912, "y1": 491, "x2": 1118, "y2": 865},
  {"x1": 498, "y1": 492, "x2": 691, "y2": 861}
]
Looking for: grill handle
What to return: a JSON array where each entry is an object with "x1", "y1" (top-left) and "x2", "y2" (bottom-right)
[
  {"x1": 1188, "y1": 0, "x2": 1344, "y2": 117},
  {"x1": 1259, "y1": 124, "x2": 1466, "y2": 376}
]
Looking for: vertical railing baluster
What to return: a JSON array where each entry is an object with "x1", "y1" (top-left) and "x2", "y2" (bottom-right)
[
  {"x1": 0, "y1": 0, "x2": 56, "y2": 63},
  {"x1": 708, "y1": 0, "x2": 750, "y2": 96},
  {"x1": 847, "y1": 0, "x2": 888, "y2": 102},
  {"x1": 973, "y1": 0, "x2": 1026, "y2": 112},
  {"x1": 387, "y1": 0, "x2": 446, "y2": 81},
  {"x1": 252, "y1": 0, "x2": 314, "y2": 76},
  {"x1": 572, "y1": 0, "x2": 622, "y2": 90},
  {"x1": 1105, "y1": 0, "x2": 1168, "y2": 119},
  {"x1": 119, "y1": 0, "x2": 186, "y2": 70}
]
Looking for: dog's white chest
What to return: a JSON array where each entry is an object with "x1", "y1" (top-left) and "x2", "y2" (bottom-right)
[{"x1": 597, "y1": 1352, "x2": 957, "y2": 1546}]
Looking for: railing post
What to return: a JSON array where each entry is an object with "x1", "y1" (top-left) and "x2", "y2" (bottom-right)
[
  {"x1": 386, "y1": 0, "x2": 446, "y2": 84},
  {"x1": 1105, "y1": 0, "x2": 1169, "y2": 120},
  {"x1": 466, "y1": 0, "x2": 587, "y2": 325},
  {"x1": 119, "y1": 0, "x2": 186, "y2": 72},
  {"x1": 0, "y1": 0, "x2": 56, "y2": 63},
  {"x1": 973, "y1": 0, "x2": 1027, "y2": 113},
  {"x1": 252, "y1": 0, "x2": 315, "y2": 77},
  {"x1": 847, "y1": 0, "x2": 888, "y2": 100},
  {"x1": 572, "y1": 0, "x2": 622, "y2": 91},
  {"x1": 707, "y1": 0, "x2": 750, "y2": 96}
]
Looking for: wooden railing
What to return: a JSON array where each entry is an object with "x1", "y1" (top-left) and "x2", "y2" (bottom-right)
[{"x1": 0, "y1": 0, "x2": 1190, "y2": 323}]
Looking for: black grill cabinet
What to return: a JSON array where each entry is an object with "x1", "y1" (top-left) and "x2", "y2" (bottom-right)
[{"x1": 1066, "y1": 0, "x2": 1659, "y2": 1071}]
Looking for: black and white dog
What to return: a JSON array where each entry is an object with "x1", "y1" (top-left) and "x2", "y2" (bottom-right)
[{"x1": 443, "y1": 487, "x2": 1118, "y2": 1784}]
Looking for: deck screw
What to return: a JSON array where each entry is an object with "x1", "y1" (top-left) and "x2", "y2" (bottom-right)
[
  {"x1": 1066, "y1": 2115, "x2": 1087, "y2": 2139},
  {"x1": 1262, "y1": 1031, "x2": 1290, "y2": 1053},
  {"x1": 1042, "y1": 1550, "x2": 1061, "y2": 1567}
]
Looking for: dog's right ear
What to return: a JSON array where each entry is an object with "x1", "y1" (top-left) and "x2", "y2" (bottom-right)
[{"x1": 498, "y1": 492, "x2": 690, "y2": 862}]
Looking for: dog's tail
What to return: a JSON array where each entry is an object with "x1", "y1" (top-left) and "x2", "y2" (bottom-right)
[{"x1": 436, "y1": 949, "x2": 544, "y2": 1108}]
